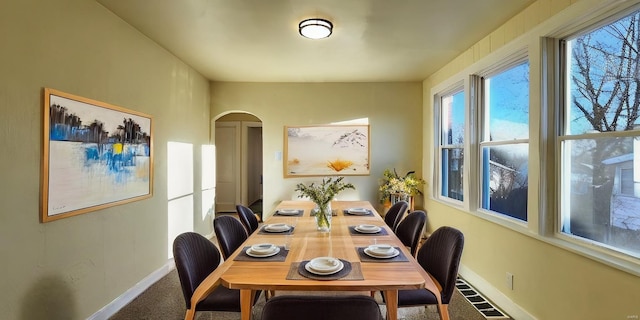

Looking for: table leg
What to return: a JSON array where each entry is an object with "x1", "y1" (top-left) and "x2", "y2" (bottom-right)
[
  {"x1": 240, "y1": 289, "x2": 255, "y2": 320},
  {"x1": 384, "y1": 289, "x2": 398, "y2": 320}
]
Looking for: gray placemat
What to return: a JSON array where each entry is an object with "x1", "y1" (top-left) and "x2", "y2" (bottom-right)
[
  {"x1": 286, "y1": 259, "x2": 364, "y2": 281},
  {"x1": 348, "y1": 226, "x2": 389, "y2": 236},
  {"x1": 233, "y1": 246, "x2": 289, "y2": 262},
  {"x1": 356, "y1": 247, "x2": 410, "y2": 262},
  {"x1": 342, "y1": 209, "x2": 373, "y2": 216},
  {"x1": 274, "y1": 209, "x2": 304, "y2": 217},
  {"x1": 258, "y1": 226, "x2": 295, "y2": 235}
]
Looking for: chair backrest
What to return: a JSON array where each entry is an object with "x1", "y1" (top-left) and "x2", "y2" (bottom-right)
[
  {"x1": 384, "y1": 200, "x2": 409, "y2": 231},
  {"x1": 173, "y1": 232, "x2": 222, "y2": 309},
  {"x1": 395, "y1": 210, "x2": 427, "y2": 256},
  {"x1": 213, "y1": 215, "x2": 248, "y2": 259},
  {"x1": 236, "y1": 204, "x2": 259, "y2": 234},
  {"x1": 416, "y1": 226, "x2": 464, "y2": 304},
  {"x1": 261, "y1": 295, "x2": 383, "y2": 320}
]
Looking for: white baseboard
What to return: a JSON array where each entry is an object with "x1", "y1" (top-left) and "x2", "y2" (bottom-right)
[
  {"x1": 87, "y1": 259, "x2": 176, "y2": 320},
  {"x1": 458, "y1": 264, "x2": 537, "y2": 320}
]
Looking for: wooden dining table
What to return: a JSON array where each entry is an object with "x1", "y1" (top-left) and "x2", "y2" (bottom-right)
[{"x1": 186, "y1": 200, "x2": 444, "y2": 320}]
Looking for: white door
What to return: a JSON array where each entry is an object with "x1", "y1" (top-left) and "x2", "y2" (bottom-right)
[{"x1": 215, "y1": 122, "x2": 241, "y2": 213}]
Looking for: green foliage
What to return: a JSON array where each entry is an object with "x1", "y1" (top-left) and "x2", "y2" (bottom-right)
[
  {"x1": 379, "y1": 168, "x2": 426, "y2": 202},
  {"x1": 294, "y1": 176, "x2": 355, "y2": 206}
]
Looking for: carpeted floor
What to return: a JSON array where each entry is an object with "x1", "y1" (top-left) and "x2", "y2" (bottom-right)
[{"x1": 109, "y1": 268, "x2": 490, "y2": 320}]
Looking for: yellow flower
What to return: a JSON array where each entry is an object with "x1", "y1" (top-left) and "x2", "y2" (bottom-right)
[{"x1": 379, "y1": 168, "x2": 425, "y2": 203}]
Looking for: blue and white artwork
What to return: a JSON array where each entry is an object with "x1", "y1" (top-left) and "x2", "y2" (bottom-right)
[{"x1": 43, "y1": 89, "x2": 152, "y2": 221}]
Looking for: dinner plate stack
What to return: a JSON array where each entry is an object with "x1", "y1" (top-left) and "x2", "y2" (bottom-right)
[
  {"x1": 246, "y1": 243, "x2": 280, "y2": 258},
  {"x1": 347, "y1": 208, "x2": 369, "y2": 215},
  {"x1": 263, "y1": 223, "x2": 291, "y2": 232},
  {"x1": 305, "y1": 257, "x2": 344, "y2": 275},
  {"x1": 277, "y1": 209, "x2": 299, "y2": 216},
  {"x1": 354, "y1": 224, "x2": 381, "y2": 234},
  {"x1": 364, "y1": 244, "x2": 400, "y2": 259}
]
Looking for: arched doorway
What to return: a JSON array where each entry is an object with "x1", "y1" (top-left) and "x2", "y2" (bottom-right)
[{"x1": 214, "y1": 112, "x2": 263, "y2": 219}]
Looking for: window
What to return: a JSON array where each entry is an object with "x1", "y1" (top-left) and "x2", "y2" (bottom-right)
[
  {"x1": 479, "y1": 62, "x2": 530, "y2": 221},
  {"x1": 438, "y1": 89, "x2": 465, "y2": 201},
  {"x1": 560, "y1": 9, "x2": 640, "y2": 258}
]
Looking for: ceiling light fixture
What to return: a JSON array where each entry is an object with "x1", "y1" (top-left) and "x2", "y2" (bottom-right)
[{"x1": 299, "y1": 18, "x2": 333, "y2": 39}]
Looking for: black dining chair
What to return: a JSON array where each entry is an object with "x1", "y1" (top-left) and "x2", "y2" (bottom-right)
[
  {"x1": 395, "y1": 210, "x2": 427, "y2": 257},
  {"x1": 384, "y1": 200, "x2": 409, "y2": 232},
  {"x1": 383, "y1": 226, "x2": 464, "y2": 320},
  {"x1": 172, "y1": 232, "x2": 261, "y2": 318},
  {"x1": 213, "y1": 215, "x2": 248, "y2": 260},
  {"x1": 261, "y1": 295, "x2": 383, "y2": 320},
  {"x1": 236, "y1": 204, "x2": 260, "y2": 234},
  {"x1": 214, "y1": 214, "x2": 275, "y2": 300}
]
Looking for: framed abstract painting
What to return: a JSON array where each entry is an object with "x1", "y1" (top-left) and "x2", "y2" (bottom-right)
[
  {"x1": 41, "y1": 88, "x2": 153, "y2": 222},
  {"x1": 284, "y1": 124, "x2": 370, "y2": 177}
]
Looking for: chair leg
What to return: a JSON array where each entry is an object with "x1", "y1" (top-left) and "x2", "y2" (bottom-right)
[
  {"x1": 184, "y1": 308, "x2": 196, "y2": 320},
  {"x1": 437, "y1": 303, "x2": 450, "y2": 320},
  {"x1": 370, "y1": 291, "x2": 376, "y2": 298},
  {"x1": 265, "y1": 290, "x2": 275, "y2": 300}
]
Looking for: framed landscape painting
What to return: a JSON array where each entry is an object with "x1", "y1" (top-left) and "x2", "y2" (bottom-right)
[
  {"x1": 284, "y1": 124, "x2": 370, "y2": 177},
  {"x1": 41, "y1": 88, "x2": 153, "y2": 222}
]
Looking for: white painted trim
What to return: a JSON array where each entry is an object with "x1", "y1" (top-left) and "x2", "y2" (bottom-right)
[
  {"x1": 87, "y1": 259, "x2": 176, "y2": 320},
  {"x1": 458, "y1": 264, "x2": 537, "y2": 320},
  {"x1": 204, "y1": 230, "x2": 216, "y2": 240}
]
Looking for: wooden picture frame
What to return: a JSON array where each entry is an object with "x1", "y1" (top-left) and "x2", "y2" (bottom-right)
[
  {"x1": 284, "y1": 124, "x2": 370, "y2": 177},
  {"x1": 41, "y1": 88, "x2": 153, "y2": 222}
]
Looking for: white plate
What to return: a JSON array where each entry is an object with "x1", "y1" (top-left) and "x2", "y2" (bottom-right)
[
  {"x1": 277, "y1": 209, "x2": 300, "y2": 215},
  {"x1": 354, "y1": 225, "x2": 381, "y2": 234},
  {"x1": 347, "y1": 208, "x2": 369, "y2": 215},
  {"x1": 364, "y1": 247, "x2": 400, "y2": 259},
  {"x1": 250, "y1": 243, "x2": 277, "y2": 254},
  {"x1": 305, "y1": 257, "x2": 344, "y2": 275},
  {"x1": 246, "y1": 246, "x2": 280, "y2": 258},
  {"x1": 264, "y1": 223, "x2": 291, "y2": 232},
  {"x1": 308, "y1": 257, "x2": 342, "y2": 272},
  {"x1": 368, "y1": 244, "x2": 394, "y2": 254}
]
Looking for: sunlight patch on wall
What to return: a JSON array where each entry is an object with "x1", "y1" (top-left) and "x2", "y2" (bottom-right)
[
  {"x1": 202, "y1": 145, "x2": 216, "y2": 221},
  {"x1": 167, "y1": 141, "x2": 194, "y2": 258},
  {"x1": 167, "y1": 195, "x2": 194, "y2": 258},
  {"x1": 330, "y1": 118, "x2": 369, "y2": 125},
  {"x1": 167, "y1": 142, "x2": 194, "y2": 200}
]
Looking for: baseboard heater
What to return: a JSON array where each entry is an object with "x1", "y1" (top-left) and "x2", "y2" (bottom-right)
[{"x1": 456, "y1": 277, "x2": 510, "y2": 319}]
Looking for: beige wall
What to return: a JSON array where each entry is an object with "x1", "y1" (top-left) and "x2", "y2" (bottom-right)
[
  {"x1": 422, "y1": 0, "x2": 640, "y2": 319},
  {"x1": 0, "y1": 0, "x2": 211, "y2": 319},
  {"x1": 210, "y1": 82, "x2": 424, "y2": 217},
  {"x1": 4, "y1": 0, "x2": 638, "y2": 318}
]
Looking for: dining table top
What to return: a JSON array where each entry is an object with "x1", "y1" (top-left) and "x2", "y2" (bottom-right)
[{"x1": 186, "y1": 200, "x2": 443, "y2": 320}]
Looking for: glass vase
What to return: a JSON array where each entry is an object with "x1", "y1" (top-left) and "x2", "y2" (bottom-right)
[{"x1": 315, "y1": 202, "x2": 332, "y2": 232}]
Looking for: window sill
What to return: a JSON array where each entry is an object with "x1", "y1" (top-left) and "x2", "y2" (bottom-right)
[{"x1": 433, "y1": 197, "x2": 640, "y2": 277}]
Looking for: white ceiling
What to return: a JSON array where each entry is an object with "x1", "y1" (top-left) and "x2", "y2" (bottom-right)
[{"x1": 97, "y1": 0, "x2": 534, "y2": 82}]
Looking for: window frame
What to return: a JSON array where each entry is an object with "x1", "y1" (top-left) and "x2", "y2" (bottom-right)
[
  {"x1": 435, "y1": 83, "x2": 467, "y2": 206},
  {"x1": 428, "y1": 0, "x2": 640, "y2": 277},
  {"x1": 554, "y1": 12, "x2": 640, "y2": 261},
  {"x1": 475, "y1": 58, "x2": 531, "y2": 222}
]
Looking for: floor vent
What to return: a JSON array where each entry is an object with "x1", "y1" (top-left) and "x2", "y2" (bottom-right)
[{"x1": 456, "y1": 277, "x2": 510, "y2": 319}]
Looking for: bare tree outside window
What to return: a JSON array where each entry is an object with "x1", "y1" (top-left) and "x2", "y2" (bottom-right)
[{"x1": 564, "y1": 10, "x2": 640, "y2": 256}]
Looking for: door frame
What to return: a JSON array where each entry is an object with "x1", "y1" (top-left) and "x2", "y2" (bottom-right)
[
  {"x1": 241, "y1": 121, "x2": 262, "y2": 205},
  {"x1": 214, "y1": 121, "x2": 241, "y2": 213}
]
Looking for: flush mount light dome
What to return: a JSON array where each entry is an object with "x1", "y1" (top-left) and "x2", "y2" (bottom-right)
[{"x1": 299, "y1": 18, "x2": 333, "y2": 39}]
